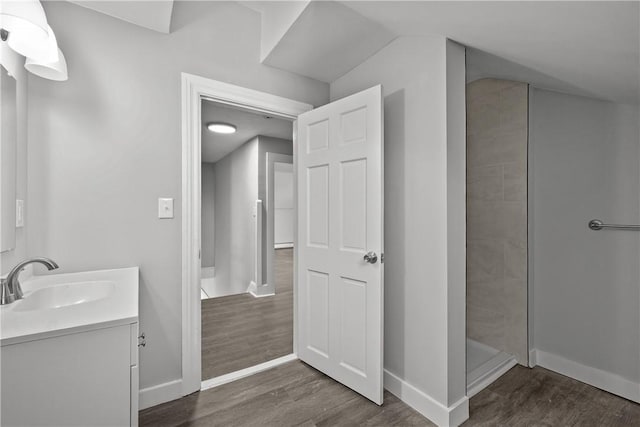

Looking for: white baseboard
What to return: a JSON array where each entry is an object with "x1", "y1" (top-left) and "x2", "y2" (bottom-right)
[
  {"x1": 249, "y1": 290, "x2": 275, "y2": 298},
  {"x1": 140, "y1": 355, "x2": 297, "y2": 411},
  {"x1": 531, "y1": 349, "x2": 640, "y2": 403},
  {"x1": 201, "y1": 354, "x2": 297, "y2": 391},
  {"x1": 248, "y1": 280, "x2": 275, "y2": 297},
  {"x1": 274, "y1": 243, "x2": 294, "y2": 249},
  {"x1": 247, "y1": 280, "x2": 257, "y2": 295},
  {"x1": 528, "y1": 349, "x2": 538, "y2": 367},
  {"x1": 139, "y1": 378, "x2": 183, "y2": 410},
  {"x1": 384, "y1": 370, "x2": 469, "y2": 427}
]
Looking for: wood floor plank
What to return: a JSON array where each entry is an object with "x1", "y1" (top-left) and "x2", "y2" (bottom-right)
[
  {"x1": 141, "y1": 361, "x2": 640, "y2": 427},
  {"x1": 201, "y1": 249, "x2": 293, "y2": 380},
  {"x1": 464, "y1": 365, "x2": 640, "y2": 426},
  {"x1": 141, "y1": 362, "x2": 317, "y2": 426}
]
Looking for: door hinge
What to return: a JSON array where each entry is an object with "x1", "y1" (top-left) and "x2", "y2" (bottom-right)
[
  {"x1": 381, "y1": 253, "x2": 384, "y2": 263},
  {"x1": 138, "y1": 333, "x2": 146, "y2": 347}
]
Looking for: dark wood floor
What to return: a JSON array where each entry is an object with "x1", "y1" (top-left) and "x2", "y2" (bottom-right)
[
  {"x1": 141, "y1": 361, "x2": 640, "y2": 426},
  {"x1": 201, "y1": 248, "x2": 293, "y2": 380},
  {"x1": 141, "y1": 360, "x2": 428, "y2": 426},
  {"x1": 465, "y1": 365, "x2": 640, "y2": 426}
]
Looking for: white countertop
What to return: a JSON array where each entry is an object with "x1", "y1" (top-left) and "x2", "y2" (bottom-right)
[{"x1": 1, "y1": 267, "x2": 139, "y2": 346}]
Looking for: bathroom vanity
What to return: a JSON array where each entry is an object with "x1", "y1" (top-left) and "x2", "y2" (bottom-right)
[{"x1": 0, "y1": 267, "x2": 139, "y2": 426}]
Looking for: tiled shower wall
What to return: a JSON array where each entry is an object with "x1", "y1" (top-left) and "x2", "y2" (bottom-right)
[{"x1": 466, "y1": 78, "x2": 528, "y2": 365}]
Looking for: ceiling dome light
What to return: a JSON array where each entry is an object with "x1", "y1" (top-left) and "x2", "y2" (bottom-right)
[
  {"x1": 207, "y1": 122, "x2": 237, "y2": 134},
  {"x1": 0, "y1": 0, "x2": 58, "y2": 63},
  {"x1": 25, "y1": 46, "x2": 67, "y2": 81}
]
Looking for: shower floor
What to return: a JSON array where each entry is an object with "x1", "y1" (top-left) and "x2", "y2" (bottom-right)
[{"x1": 467, "y1": 338, "x2": 517, "y2": 397}]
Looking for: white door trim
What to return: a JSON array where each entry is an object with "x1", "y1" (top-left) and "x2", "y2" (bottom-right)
[
  {"x1": 181, "y1": 73, "x2": 313, "y2": 396},
  {"x1": 200, "y1": 354, "x2": 298, "y2": 392}
]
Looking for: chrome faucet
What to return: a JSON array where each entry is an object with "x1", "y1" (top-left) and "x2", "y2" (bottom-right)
[{"x1": 1, "y1": 258, "x2": 59, "y2": 305}]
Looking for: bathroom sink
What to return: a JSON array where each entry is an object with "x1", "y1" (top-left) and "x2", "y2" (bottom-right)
[
  {"x1": 13, "y1": 281, "x2": 115, "y2": 312},
  {"x1": 1, "y1": 267, "x2": 138, "y2": 346}
]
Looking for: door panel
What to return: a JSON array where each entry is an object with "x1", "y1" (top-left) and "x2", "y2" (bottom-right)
[
  {"x1": 307, "y1": 270, "x2": 330, "y2": 358},
  {"x1": 341, "y1": 159, "x2": 368, "y2": 251},
  {"x1": 297, "y1": 85, "x2": 383, "y2": 404},
  {"x1": 307, "y1": 165, "x2": 330, "y2": 247}
]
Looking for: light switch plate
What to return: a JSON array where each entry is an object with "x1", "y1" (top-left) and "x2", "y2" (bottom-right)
[
  {"x1": 16, "y1": 199, "x2": 24, "y2": 227},
  {"x1": 158, "y1": 198, "x2": 174, "y2": 219}
]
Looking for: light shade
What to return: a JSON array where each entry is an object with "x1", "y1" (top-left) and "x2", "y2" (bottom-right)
[
  {"x1": 0, "y1": 0, "x2": 57, "y2": 63},
  {"x1": 25, "y1": 47, "x2": 67, "y2": 81},
  {"x1": 207, "y1": 122, "x2": 237, "y2": 134}
]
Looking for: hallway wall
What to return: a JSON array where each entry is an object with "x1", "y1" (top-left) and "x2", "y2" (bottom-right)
[
  {"x1": 209, "y1": 135, "x2": 292, "y2": 297},
  {"x1": 201, "y1": 162, "x2": 215, "y2": 268},
  {"x1": 213, "y1": 138, "x2": 259, "y2": 297}
]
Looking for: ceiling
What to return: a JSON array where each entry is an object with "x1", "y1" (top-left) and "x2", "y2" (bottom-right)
[
  {"x1": 62, "y1": 1, "x2": 639, "y2": 104},
  {"x1": 201, "y1": 101, "x2": 293, "y2": 164},
  {"x1": 261, "y1": 1, "x2": 396, "y2": 82},
  {"x1": 66, "y1": 1, "x2": 174, "y2": 33},
  {"x1": 340, "y1": 1, "x2": 639, "y2": 104}
]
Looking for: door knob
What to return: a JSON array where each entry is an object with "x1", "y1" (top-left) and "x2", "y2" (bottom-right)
[{"x1": 363, "y1": 251, "x2": 378, "y2": 264}]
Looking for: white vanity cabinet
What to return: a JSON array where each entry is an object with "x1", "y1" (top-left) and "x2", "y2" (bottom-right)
[
  {"x1": 0, "y1": 267, "x2": 139, "y2": 427},
  {"x1": 1, "y1": 323, "x2": 139, "y2": 426}
]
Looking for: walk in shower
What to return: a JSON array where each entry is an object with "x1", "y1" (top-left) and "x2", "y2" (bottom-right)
[{"x1": 466, "y1": 78, "x2": 529, "y2": 396}]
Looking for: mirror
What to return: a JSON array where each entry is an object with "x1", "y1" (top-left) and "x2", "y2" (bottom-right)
[{"x1": 1, "y1": 64, "x2": 17, "y2": 253}]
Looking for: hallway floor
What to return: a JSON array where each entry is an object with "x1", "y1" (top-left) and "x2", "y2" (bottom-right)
[
  {"x1": 201, "y1": 248, "x2": 293, "y2": 380},
  {"x1": 141, "y1": 361, "x2": 640, "y2": 426}
]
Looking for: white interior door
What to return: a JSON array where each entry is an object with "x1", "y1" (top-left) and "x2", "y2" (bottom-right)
[{"x1": 297, "y1": 85, "x2": 384, "y2": 404}]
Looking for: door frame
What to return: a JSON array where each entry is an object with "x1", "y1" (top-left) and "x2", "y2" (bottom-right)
[
  {"x1": 181, "y1": 72, "x2": 313, "y2": 395},
  {"x1": 265, "y1": 153, "x2": 294, "y2": 296}
]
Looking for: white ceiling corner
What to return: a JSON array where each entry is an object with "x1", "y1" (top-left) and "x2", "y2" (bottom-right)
[
  {"x1": 235, "y1": 1, "x2": 272, "y2": 14},
  {"x1": 66, "y1": 1, "x2": 175, "y2": 34},
  {"x1": 260, "y1": 0, "x2": 396, "y2": 83}
]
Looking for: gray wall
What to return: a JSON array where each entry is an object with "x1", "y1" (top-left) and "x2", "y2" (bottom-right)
[
  {"x1": 331, "y1": 36, "x2": 467, "y2": 412},
  {"x1": 201, "y1": 163, "x2": 215, "y2": 268},
  {"x1": 530, "y1": 88, "x2": 640, "y2": 384},
  {"x1": 213, "y1": 138, "x2": 259, "y2": 297},
  {"x1": 206, "y1": 135, "x2": 292, "y2": 295},
  {"x1": 0, "y1": 47, "x2": 28, "y2": 275},
  {"x1": 445, "y1": 39, "x2": 467, "y2": 407},
  {"x1": 27, "y1": 1, "x2": 328, "y2": 391}
]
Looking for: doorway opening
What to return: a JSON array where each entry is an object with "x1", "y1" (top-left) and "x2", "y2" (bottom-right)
[
  {"x1": 182, "y1": 74, "x2": 385, "y2": 405},
  {"x1": 180, "y1": 73, "x2": 313, "y2": 395},
  {"x1": 199, "y1": 101, "x2": 295, "y2": 382}
]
